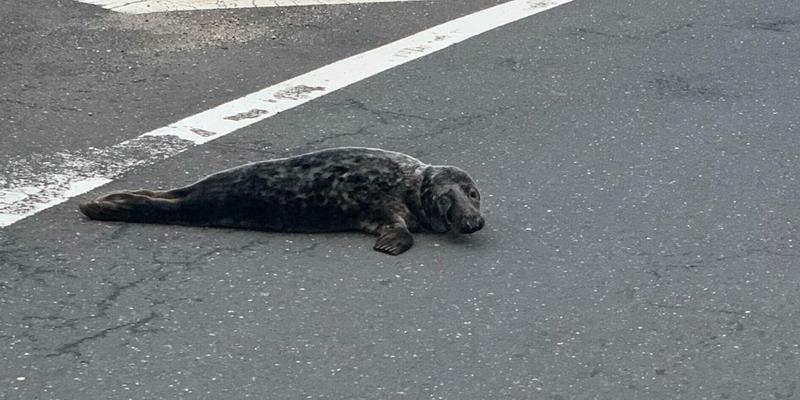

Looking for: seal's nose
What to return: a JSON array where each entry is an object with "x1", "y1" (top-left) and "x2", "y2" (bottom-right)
[
  {"x1": 475, "y1": 216, "x2": 485, "y2": 231},
  {"x1": 459, "y1": 216, "x2": 485, "y2": 234}
]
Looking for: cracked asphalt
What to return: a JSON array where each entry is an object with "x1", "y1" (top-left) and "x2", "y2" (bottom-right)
[{"x1": 2, "y1": 0, "x2": 800, "y2": 399}]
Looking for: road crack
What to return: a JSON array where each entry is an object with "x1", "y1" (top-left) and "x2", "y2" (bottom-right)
[{"x1": 46, "y1": 311, "x2": 160, "y2": 358}]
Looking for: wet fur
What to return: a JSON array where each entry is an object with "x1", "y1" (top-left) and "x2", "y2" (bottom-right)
[{"x1": 79, "y1": 147, "x2": 484, "y2": 255}]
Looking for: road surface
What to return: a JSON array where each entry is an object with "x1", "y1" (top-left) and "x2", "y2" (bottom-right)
[{"x1": 2, "y1": 0, "x2": 800, "y2": 398}]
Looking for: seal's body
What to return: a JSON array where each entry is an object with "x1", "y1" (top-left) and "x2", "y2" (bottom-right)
[{"x1": 79, "y1": 147, "x2": 484, "y2": 255}]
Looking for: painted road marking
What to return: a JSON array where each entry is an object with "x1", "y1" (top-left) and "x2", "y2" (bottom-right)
[
  {"x1": 0, "y1": 0, "x2": 576, "y2": 227},
  {"x1": 77, "y1": 0, "x2": 423, "y2": 14}
]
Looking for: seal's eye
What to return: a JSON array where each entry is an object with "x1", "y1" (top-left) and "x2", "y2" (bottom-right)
[{"x1": 468, "y1": 189, "x2": 478, "y2": 200}]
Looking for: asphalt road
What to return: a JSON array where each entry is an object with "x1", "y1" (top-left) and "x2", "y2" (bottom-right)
[
  {"x1": 2, "y1": 0, "x2": 800, "y2": 399},
  {"x1": 0, "y1": 0, "x2": 501, "y2": 157}
]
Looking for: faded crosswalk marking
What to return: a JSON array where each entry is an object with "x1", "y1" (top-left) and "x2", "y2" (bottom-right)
[{"x1": 76, "y1": 0, "x2": 422, "y2": 14}]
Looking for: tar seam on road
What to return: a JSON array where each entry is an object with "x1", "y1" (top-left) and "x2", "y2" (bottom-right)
[{"x1": 0, "y1": 0, "x2": 576, "y2": 227}]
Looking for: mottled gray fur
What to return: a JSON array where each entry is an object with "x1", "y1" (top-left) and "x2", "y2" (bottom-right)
[{"x1": 79, "y1": 147, "x2": 484, "y2": 255}]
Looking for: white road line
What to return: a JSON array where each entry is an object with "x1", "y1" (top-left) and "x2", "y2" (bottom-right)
[
  {"x1": 77, "y1": 0, "x2": 422, "y2": 14},
  {"x1": 0, "y1": 0, "x2": 575, "y2": 228}
]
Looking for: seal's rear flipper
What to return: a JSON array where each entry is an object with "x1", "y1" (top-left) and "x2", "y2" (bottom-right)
[
  {"x1": 79, "y1": 191, "x2": 180, "y2": 223},
  {"x1": 373, "y1": 226, "x2": 414, "y2": 256}
]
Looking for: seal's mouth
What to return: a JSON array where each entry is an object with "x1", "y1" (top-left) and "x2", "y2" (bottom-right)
[{"x1": 442, "y1": 210, "x2": 453, "y2": 232}]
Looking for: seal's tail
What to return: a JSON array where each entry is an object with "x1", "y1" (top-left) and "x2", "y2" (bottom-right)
[{"x1": 79, "y1": 190, "x2": 181, "y2": 223}]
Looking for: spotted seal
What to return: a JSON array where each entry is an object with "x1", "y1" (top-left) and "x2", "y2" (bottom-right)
[{"x1": 79, "y1": 147, "x2": 484, "y2": 255}]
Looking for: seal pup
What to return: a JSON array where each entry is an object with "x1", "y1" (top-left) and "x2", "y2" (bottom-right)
[{"x1": 79, "y1": 147, "x2": 484, "y2": 255}]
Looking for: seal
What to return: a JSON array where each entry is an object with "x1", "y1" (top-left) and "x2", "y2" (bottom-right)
[{"x1": 79, "y1": 147, "x2": 484, "y2": 255}]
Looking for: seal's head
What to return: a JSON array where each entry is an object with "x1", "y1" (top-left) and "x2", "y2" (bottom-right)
[{"x1": 420, "y1": 166, "x2": 485, "y2": 234}]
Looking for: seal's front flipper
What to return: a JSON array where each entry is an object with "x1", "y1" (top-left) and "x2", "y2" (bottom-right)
[{"x1": 373, "y1": 226, "x2": 413, "y2": 256}]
